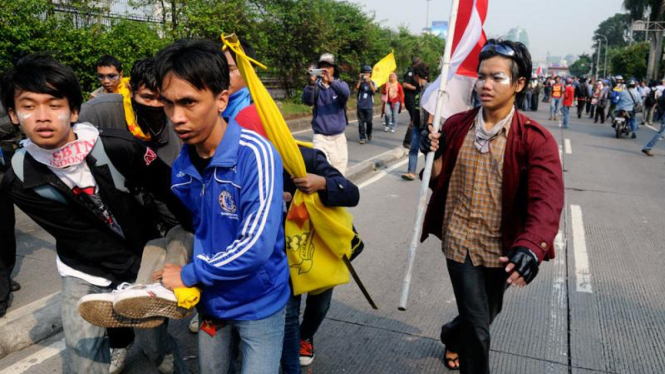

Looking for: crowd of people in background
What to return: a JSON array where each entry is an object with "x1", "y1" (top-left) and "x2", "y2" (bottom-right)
[{"x1": 516, "y1": 73, "x2": 665, "y2": 151}]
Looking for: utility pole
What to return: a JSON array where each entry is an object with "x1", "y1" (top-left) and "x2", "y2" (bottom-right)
[
  {"x1": 595, "y1": 39, "x2": 602, "y2": 81},
  {"x1": 604, "y1": 45, "x2": 609, "y2": 78},
  {"x1": 597, "y1": 34, "x2": 608, "y2": 79},
  {"x1": 632, "y1": 20, "x2": 665, "y2": 81},
  {"x1": 425, "y1": 0, "x2": 432, "y2": 33}
]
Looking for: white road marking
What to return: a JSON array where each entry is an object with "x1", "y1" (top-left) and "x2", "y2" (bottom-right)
[
  {"x1": 545, "y1": 230, "x2": 568, "y2": 366},
  {"x1": 358, "y1": 157, "x2": 413, "y2": 190},
  {"x1": 564, "y1": 139, "x2": 572, "y2": 154},
  {"x1": 645, "y1": 124, "x2": 658, "y2": 132},
  {"x1": 570, "y1": 205, "x2": 593, "y2": 293},
  {"x1": 0, "y1": 339, "x2": 65, "y2": 374},
  {"x1": 558, "y1": 145, "x2": 562, "y2": 165},
  {"x1": 0, "y1": 292, "x2": 60, "y2": 330}
]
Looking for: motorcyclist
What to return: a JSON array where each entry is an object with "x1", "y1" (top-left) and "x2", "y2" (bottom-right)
[{"x1": 615, "y1": 79, "x2": 643, "y2": 138}]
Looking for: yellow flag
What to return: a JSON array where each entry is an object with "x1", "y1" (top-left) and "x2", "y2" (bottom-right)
[
  {"x1": 372, "y1": 52, "x2": 397, "y2": 87},
  {"x1": 222, "y1": 34, "x2": 355, "y2": 295}
]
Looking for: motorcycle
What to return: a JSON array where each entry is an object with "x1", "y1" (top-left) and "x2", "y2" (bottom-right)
[{"x1": 612, "y1": 110, "x2": 633, "y2": 138}]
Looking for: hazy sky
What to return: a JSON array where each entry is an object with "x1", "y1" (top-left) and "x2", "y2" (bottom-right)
[{"x1": 351, "y1": 0, "x2": 626, "y2": 61}]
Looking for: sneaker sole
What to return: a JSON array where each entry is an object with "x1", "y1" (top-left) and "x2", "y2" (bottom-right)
[
  {"x1": 78, "y1": 299, "x2": 164, "y2": 328},
  {"x1": 113, "y1": 296, "x2": 192, "y2": 320},
  {"x1": 299, "y1": 355, "x2": 315, "y2": 366}
]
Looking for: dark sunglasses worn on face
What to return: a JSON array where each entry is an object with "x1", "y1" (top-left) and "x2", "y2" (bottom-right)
[
  {"x1": 480, "y1": 43, "x2": 516, "y2": 58},
  {"x1": 97, "y1": 73, "x2": 119, "y2": 81}
]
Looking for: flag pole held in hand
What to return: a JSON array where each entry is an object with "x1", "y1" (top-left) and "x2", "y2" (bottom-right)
[{"x1": 398, "y1": 0, "x2": 461, "y2": 311}]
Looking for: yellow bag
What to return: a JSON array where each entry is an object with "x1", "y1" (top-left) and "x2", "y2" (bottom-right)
[{"x1": 222, "y1": 34, "x2": 355, "y2": 295}]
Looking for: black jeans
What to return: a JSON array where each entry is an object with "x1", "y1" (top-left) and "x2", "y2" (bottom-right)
[
  {"x1": 0, "y1": 167, "x2": 16, "y2": 304},
  {"x1": 440, "y1": 256, "x2": 509, "y2": 374},
  {"x1": 403, "y1": 100, "x2": 418, "y2": 146},
  {"x1": 300, "y1": 287, "x2": 333, "y2": 341},
  {"x1": 357, "y1": 108, "x2": 374, "y2": 140},
  {"x1": 577, "y1": 100, "x2": 586, "y2": 118}
]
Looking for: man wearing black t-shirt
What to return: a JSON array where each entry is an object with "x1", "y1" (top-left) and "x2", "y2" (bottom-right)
[
  {"x1": 402, "y1": 57, "x2": 422, "y2": 148},
  {"x1": 355, "y1": 65, "x2": 376, "y2": 144}
]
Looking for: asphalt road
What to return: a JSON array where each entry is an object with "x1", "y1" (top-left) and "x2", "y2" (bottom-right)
[{"x1": 3, "y1": 102, "x2": 665, "y2": 374}]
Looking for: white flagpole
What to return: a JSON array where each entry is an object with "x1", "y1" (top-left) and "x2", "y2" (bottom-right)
[{"x1": 399, "y1": 0, "x2": 462, "y2": 311}]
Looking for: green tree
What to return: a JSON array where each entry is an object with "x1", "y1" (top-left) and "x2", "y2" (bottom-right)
[
  {"x1": 0, "y1": 0, "x2": 61, "y2": 72},
  {"x1": 610, "y1": 41, "x2": 650, "y2": 79},
  {"x1": 0, "y1": 0, "x2": 449, "y2": 100},
  {"x1": 569, "y1": 54, "x2": 594, "y2": 77},
  {"x1": 623, "y1": 0, "x2": 665, "y2": 79},
  {"x1": 593, "y1": 13, "x2": 632, "y2": 48}
]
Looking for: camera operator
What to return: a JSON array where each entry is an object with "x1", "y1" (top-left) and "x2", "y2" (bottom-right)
[
  {"x1": 355, "y1": 65, "x2": 376, "y2": 144},
  {"x1": 302, "y1": 53, "x2": 350, "y2": 175}
]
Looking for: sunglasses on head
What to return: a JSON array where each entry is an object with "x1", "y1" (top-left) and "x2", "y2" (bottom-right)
[{"x1": 480, "y1": 42, "x2": 516, "y2": 58}]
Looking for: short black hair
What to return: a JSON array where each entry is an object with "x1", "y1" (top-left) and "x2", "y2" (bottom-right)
[
  {"x1": 1, "y1": 54, "x2": 83, "y2": 113},
  {"x1": 478, "y1": 39, "x2": 532, "y2": 104},
  {"x1": 154, "y1": 39, "x2": 229, "y2": 96},
  {"x1": 413, "y1": 63, "x2": 430, "y2": 81},
  {"x1": 224, "y1": 36, "x2": 256, "y2": 66},
  {"x1": 130, "y1": 57, "x2": 157, "y2": 92},
  {"x1": 96, "y1": 54, "x2": 123, "y2": 73}
]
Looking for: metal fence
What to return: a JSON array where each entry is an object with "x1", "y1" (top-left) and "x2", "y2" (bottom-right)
[{"x1": 51, "y1": 0, "x2": 163, "y2": 28}]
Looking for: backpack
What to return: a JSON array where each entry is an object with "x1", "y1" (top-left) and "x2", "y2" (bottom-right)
[
  {"x1": 645, "y1": 89, "x2": 656, "y2": 107},
  {"x1": 628, "y1": 90, "x2": 644, "y2": 113},
  {"x1": 598, "y1": 90, "x2": 609, "y2": 108},
  {"x1": 11, "y1": 139, "x2": 127, "y2": 204},
  {"x1": 611, "y1": 90, "x2": 622, "y2": 105},
  {"x1": 575, "y1": 84, "x2": 587, "y2": 99}
]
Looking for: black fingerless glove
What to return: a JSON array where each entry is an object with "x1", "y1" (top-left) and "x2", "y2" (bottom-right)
[
  {"x1": 506, "y1": 247, "x2": 540, "y2": 284},
  {"x1": 419, "y1": 126, "x2": 445, "y2": 159}
]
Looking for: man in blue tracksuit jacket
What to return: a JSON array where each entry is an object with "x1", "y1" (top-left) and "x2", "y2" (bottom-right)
[{"x1": 155, "y1": 39, "x2": 289, "y2": 374}]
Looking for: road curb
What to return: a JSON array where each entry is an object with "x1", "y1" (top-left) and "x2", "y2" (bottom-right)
[
  {"x1": 0, "y1": 110, "x2": 400, "y2": 359},
  {"x1": 0, "y1": 292, "x2": 62, "y2": 358},
  {"x1": 346, "y1": 146, "x2": 410, "y2": 183}
]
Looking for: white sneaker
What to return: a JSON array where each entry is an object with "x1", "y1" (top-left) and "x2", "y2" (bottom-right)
[
  {"x1": 384, "y1": 126, "x2": 389, "y2": 132},
  {"x1": 78, "y1": 286, "x2": 164, "y2": 328},
  {"x1": 188, "y1": 313, "x2": 199, "y2": 333},
  {"x1": 113, "y1": 283, "x2": 192, "y2": 320},
  {"x1": 110, "y1": 345, "x2": 131, "y2": 374},
  {"x1": 390, "y1": 128, "x2": 396, "y2": 133}
]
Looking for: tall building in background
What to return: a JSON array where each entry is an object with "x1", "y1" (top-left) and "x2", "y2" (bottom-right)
[
  {"x1": 546, "y1": 52, "x2": 563, "y2": 66},
  {"x1": 507, "y1": 27, "x2": 529, "y2": 49},
  {"x1": 563, "y1": 54, "x2": 577, "y2": 67}
]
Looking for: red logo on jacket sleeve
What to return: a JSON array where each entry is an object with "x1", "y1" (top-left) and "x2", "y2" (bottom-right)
[{"x1": 144, "y1": 148, "x2": 157, "y2": 166}]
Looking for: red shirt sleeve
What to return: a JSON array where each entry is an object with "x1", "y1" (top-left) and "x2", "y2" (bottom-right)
[{"x1": 235, "y1": 104, "x2": 268, "y2": 138}]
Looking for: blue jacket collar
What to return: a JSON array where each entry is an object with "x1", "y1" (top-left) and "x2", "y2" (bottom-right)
[
  {"x1": 179, "y1": 119, "x2": 241, "y2": 177},
  {"x1": 223, "y1": 87, "x2": 252, "y2": 123}
]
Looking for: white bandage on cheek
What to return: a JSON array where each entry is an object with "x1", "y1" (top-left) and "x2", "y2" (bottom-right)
[
  {"x1": 16, "y1": 111, "x2": 33, "y2": 124},
  {"x1": 493, "y1": 73, "x2": 512, "y2": 85},
  {"x1": 57, "y1": 112, "x2": 71, "y2": 124}
]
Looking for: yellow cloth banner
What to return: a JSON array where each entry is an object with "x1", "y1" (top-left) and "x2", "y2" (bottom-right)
[
  {"x1": 221, "y1": 34, "x2": 354, "y2": 295},
  {"x1": 174, "y1": 287, "x2": 201, "y2": 309},
  {"x1": 372, "y1": 52, "x2": 397, "y2": 88},
  {"x1": 116, "y1": 77, "x2": 151, "y2": 141}
]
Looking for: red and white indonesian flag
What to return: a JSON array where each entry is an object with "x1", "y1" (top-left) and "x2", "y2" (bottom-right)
[{"x1": 421, "y1": 0, "x2": 488, "y2": 119}]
